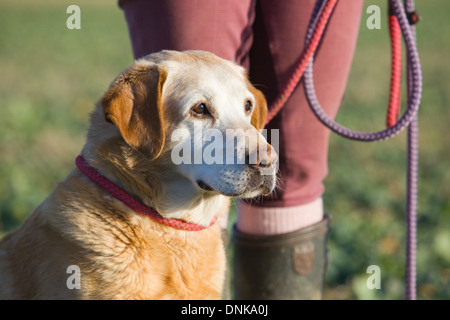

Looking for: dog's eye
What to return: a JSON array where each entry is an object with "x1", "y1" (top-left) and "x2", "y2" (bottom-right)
[
  {"x1": 245, "y1": 100, "x2": 253, "y2": 113},
  {"x1": 191, "y1": 103, "x2": 210, "y2": 116}
]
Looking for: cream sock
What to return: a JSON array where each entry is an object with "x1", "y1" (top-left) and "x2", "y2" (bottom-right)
[
  {"x1": 217, "y1": 213, "x2": 229, "y2": 230},
  {"x1": 236, "y1": 197, "x2": 324, "y2": 235}
]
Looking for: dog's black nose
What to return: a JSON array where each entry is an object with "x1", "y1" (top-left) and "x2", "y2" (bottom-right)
[{"x1": 245, "y1": 144, "x2": 278, "y2": 169}]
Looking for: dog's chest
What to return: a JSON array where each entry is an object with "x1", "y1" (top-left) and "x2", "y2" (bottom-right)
[{"x1": 87, "y1": 225, "x2": 225, "y2": 300}]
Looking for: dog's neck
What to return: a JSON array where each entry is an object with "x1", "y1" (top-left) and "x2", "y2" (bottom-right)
[{"x1": 75, "y1": 155, "x2": 219, "y2": 230}]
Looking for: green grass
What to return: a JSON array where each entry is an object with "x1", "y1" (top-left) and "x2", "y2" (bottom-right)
[
  {"x1": 1, "y1": 0, "x2": 449, "y2": 299},
  {"x1": 0, "y1": 1, "x2": 133, "y2": 230}
]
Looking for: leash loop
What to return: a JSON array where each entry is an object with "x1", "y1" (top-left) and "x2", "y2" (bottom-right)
[{"x1": 302, "y1": 0, "x2": 422, "y2": 141}]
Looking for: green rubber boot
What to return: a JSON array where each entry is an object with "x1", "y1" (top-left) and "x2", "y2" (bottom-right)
[{"x1": 232, "y1": 215, "x2": 330, "y2": 300}]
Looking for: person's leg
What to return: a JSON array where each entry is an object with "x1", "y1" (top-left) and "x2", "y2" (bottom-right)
[
  {"x1": 119, "y1": 0, "x2": 255, "y2": 67},
  {"x1": 233, "y1": 0, "x2": 363, "y2": 299}
]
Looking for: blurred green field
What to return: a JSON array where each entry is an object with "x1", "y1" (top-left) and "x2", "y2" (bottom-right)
[{"x1": 0, "y1": 0, "x2": 449, "y2": 300}]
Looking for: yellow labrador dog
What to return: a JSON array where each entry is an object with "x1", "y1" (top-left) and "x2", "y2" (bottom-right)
[{"x1": 0, "y1": 50, "x2": 278, "y2": 299}]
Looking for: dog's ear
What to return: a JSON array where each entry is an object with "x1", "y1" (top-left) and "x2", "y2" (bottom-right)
[
  {"x1": 248, "y1": 84, "x2": 268, "y2": 131},
  {"x1": 101, "y1": 62, "x2": 167, "y2": 159}
]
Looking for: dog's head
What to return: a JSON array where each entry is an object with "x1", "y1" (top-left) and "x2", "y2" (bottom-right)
[{"x1": 100, "y1": 50, "x2": 277, "y2": 200}]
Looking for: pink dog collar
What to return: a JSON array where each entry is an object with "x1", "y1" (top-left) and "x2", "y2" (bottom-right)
[{"x1": 75, "y1": 155, "x2": 217, "y2": 231}]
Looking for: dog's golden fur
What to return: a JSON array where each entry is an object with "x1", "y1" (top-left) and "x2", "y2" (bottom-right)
[{"x1": 0, "y1": 50, "x2": 276, "y2": 299}]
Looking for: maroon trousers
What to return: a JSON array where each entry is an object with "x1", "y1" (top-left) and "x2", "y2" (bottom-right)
[{"x1": 119, "y1": 0, "x2": 363, "y2": 208}]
